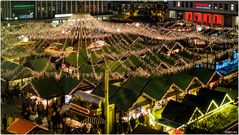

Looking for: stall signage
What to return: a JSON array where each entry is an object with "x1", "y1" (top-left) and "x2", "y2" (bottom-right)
[
  {"x1": 70, "y1": 103, "x2": 90, "y2": 115},
  {"x1": 19, "y1": 12, "x2": 34, "y2": 19},
  {"x1": 195, "y1": 2, "x2": 211, "y2": 9}
]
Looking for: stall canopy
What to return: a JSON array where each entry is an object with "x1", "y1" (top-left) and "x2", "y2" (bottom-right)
[
  {"x1": 198, "y1": 88, "x2": 230, "y2": 106},
  {"x1": 27, "y1": 76, "x2": 81, "y2": 99},
  {"x1": 163, "y1": 72, "x2": 196, "y2": 91},
  {"x1": 109, "y1": 76, "x2": 151, "y2": 111},
  {"x1": 215, "y1": 86, "x2": 238, "y2": 100},
  {"x1": 143, "y1": 77, "x2": 170, "y2": 100},
  {"x1": 182, "y1": 94, "x2": 213, "y2": 114},
  {"x1": 91, "y1": 83, "x2": 120, "y2": 100},
  {"x1": 182, "y1": 67, "x2": 221, "y2": 85},
  {"x1": 160, "y1": 100, "x2": 196, "y2": 128},
  {"x1": 23, "y1": 57, "x2": 55, "y2": 72},
  {"x1": 92, "y1": 76, "x2": 152, "y2": 111},
  {"x1": 1, "y1": 60, "x2": 32, "y2": 81},
  {"x1": 7, "y1": 118, "x2": 48, "y2": 134}
]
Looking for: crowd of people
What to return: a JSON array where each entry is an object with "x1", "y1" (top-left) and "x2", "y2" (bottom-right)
[
  {"x1": 20, "y1": 95, "x2": 66, "y2": 133},
  {"x1": 120, "y1": 113, "x2": 148, "y2": 134},
  {"x1": 1, "y1": 84, "x2": 21, "y2": 104}
]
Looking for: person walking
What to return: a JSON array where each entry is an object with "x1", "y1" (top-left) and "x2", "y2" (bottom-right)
[
  {"x1": 37, "y1": 101, "x2": 44, "y2": 118},
  {"x1": 52, "y1": 110, "x2": 57, "y2": 133},
  {"x1": 130, "y1": 117, "x2": 136, "y2": 131},
  {"x1": 138, "y1": 113, "x2": 145, "y2": 125},
  {"x1": 47, "y1": 107, "x2": 53, "y2": 129}
]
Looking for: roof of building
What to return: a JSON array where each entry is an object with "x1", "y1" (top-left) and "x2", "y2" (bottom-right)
[
  {"x1": 182, "y1": 94, "x2": 212, "y2": 114},
  {"x1": 1, "y1": 60, "x2": 33, "y2": 81},
  {"x1": 23, "y1": 57, "x2": 55, "y2": 72},
  {"x1": 30, "y1": 76, "x2": 81, "y2": 98},
  {"x1": 7, "y1": 118, "x2": 47, "y2": 134},
  {"x1": 143, "y1": 77, "x2": 169, "y2": 100},
  {"x1": 215, "y1": 86, "x2": 238, "y2": 100},
  {"x1": 182, "y1": 67, "x2": 218, "y2": 84},
  {"x1": 163, "y1": 72, "x2": 195, "y2": 90},
  {"x1": 198, "y1": 88, "x2": 226, "y2": 106},
  {"x1": 161, "y1": 100, "x2": 196, "y2": 125}
]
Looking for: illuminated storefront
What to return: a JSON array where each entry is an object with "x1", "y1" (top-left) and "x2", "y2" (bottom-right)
[
  {"x1": 1, "y1": 1, "x2": 108, "y2": 20},
  {"x1": 168, "y1": 1, "x2": 238, "y2": 27}
]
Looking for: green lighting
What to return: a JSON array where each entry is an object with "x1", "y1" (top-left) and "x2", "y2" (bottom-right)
[{"x1": 13, "y1": 5, "x2": 34, "y2": 8}]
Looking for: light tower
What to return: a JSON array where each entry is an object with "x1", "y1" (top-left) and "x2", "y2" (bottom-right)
[{"x1": 104, "y1": 65, "x2": 110, "y2": 134}]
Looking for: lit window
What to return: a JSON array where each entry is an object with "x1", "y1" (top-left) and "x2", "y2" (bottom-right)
[
  {"x1": 230, "y1": 4, "x2": 234, "y2": 11},
  {"x1": 214, "y1": 4, "x2": 218, "y2": 10},
  {"x1": 177, "y1": 1, "x2": 181, "y2": 7},
  {"x1": 219, "y1": 4, "x2": 223, "y2": 10}
]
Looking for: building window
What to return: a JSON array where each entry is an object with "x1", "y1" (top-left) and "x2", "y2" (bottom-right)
[
  {"x1": 190, "y1": 2, "x2": 193, "y2": 8},
  {"x1": 225, "y1": 4, "x2": 228, "y2": 10},
  {"x1": 177, "y1": 1, "x2": 181, "y2": 7},
  {"x1": 230, "y1": 4, "x2": 234, "y2": 11},
  {"x1": 173, "y1": 1, "x2": 176, "y2": 7},
  {"x1": 219, "y1": 4, "x2": 223, "y2": 10},
  {"x1": 214, "y1": 4, "x2": 218, "y2": 10},
  {"x1": 169, "y1": 10, "x2": 176, "y2": 18},
  {"x1": 186, "y1": 2, "x2": 188, "y2": 8},
  {"x1": 181, "y1": 2, "x2": 184, "y2": 7},
  {"x1": 236, "y1": 4, "x2": 238, "y2": 12}
]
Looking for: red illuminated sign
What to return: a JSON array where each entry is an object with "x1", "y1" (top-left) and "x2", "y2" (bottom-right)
[
  {"x1": 195, "y1": 2, "x2": 211, "y2": 9},
  {"x1": 194, "y1": 13, "x2": 202, "y2": 22},
  {"x1": 203, "y1": 14, "x2": 212, "y2": 23},
  {"x1": 185, "y1": 12, "x2": 192, "y2": 21},
  {"x1": 213, "y1": 14, "x2": 222, "y2": 25}
]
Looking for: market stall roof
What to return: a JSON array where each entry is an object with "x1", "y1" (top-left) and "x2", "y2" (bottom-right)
[
  {"x1": 143, "y1": 77, "x2": 170, "y2": 100},
  {"x1": 182, "y1": 67, "x2": 220, "y2": 85},
  {"x1": 66, "y1": 49, "x2": 88, "y2": 67},
  {"x1": 215, "y1": 86, "x2": 238, "y2": 100},
  {"x1": 109, "y1": 76, "x2": 151, "y2": 111},
  {"x1": 198, "y1": 88, "x2": 227, "y2": 106},
  {"x1": 1, "y1": 60, "x2": 32, "y2": 81},
  {"x1": 91, "y1": 83, "x2": 120, "y2": 100},
  {"x1": 7, "y1": 118, "x2": 47, "y2": 134},
  {"x1": 29, "y1": 76, "x2": 81, "y2": 98},
  {"x1": 161, "y1": 100, "x2": 196, "y2": 126},
  {"x1": 23, "y1": 57, "x2": 55, "y2": 72},
  {"x1": 163, "y1": 72, "x2": 195, "y2": 91},
  {"x1": 182, "y1": 94, "x2": 213, "y2": 114}
]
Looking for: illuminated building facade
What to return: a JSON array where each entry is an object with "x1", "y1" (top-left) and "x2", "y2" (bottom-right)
[
  {"x1": 1, "y1": 1, "x2": 108, "y2": 20},
  {"x1": 167, "y1": 1, "x2": 238, "y2": 27}
]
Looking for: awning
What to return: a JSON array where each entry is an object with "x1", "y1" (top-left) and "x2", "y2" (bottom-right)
[
  {"x1": 81, "y1": 117, "x2": 105, "y2": 125},
  {"x1": 7, "y1": 118, "x2": 47, "y2": 134}
]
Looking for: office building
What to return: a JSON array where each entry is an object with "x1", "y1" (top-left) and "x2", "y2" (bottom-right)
[{"x1": 167, "y1": 1, "x2": 238, "y2": 27}]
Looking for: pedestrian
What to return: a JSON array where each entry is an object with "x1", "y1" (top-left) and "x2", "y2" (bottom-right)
[
  {"x1": 7, "y1": 115, "x2": 14, "y2": 128},
  {"x1": 2, "y1": 114, "x2": 7, "y2": 130},
  {"x1": 138, "y1": 113, "x2": 145, "y2": 125},
  {"x1": 52, "y1": 110, "x2": 57, "y2": 133},
  {"x1": 47, "y1": 107, "x2": 53, "y2": 129},
  {"x1": 37, "y1": 101, "x2": 44, "y2": 118},
  {"x1": 122, "y1": 121, "x2": 128, "y2": 133},
  {"x1": 82, "y1": 124, "x2": 88, "y2": 134},
  {"x1": 130, "y1": 117, "x2": 136, "y2": 130}
]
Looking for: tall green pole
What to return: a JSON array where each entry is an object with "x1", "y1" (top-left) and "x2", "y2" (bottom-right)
[{"x1": 104, "y1": 65, "x2": 110, "y2": 134}]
